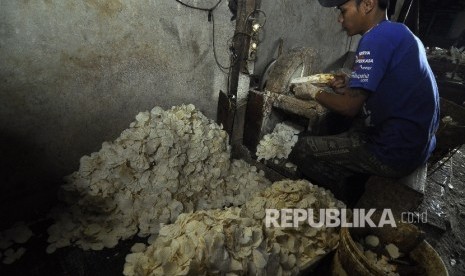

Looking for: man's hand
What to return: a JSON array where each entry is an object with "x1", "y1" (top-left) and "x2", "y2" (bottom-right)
[
  {"x1": 329, "y1": 71, "x2": 350, "y2": 94},
  {"x1": 292, "y1": 83, "x2": 321, "y2": 100}
]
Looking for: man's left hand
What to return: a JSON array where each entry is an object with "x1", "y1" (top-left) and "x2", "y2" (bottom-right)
[{"x1": 329, "y1": 73, "x2": 348, "y2": 93}]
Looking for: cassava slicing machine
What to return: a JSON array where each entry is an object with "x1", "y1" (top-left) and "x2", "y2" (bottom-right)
[{"x1": 243, "y1": 47, "x2": 349, "y2": 178}]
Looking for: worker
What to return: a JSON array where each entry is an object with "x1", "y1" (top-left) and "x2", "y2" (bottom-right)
[{"x1": 288, "y1": 0, "x2": 440, "y2": 196}]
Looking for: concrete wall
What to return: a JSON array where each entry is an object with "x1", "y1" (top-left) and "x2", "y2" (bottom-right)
[
  {"x1": 0, "y1": 0, "x2": 234, "y2": 226},
  {"x1": 254, "y1": 0, "x2": 354, "y2": 76},
  {"x1": 0, "y1": 0, "x2": 349, "y2": 227}
]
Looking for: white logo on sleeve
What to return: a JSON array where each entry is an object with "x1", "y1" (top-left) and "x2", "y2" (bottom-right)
[{"x1": 353, "y1": 50, "x2": 373, "y2": 83}]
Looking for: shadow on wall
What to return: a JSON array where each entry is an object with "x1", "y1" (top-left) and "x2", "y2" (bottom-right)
[{"x1": 0, "y1": 132, "x2": 61, "y2": 230}]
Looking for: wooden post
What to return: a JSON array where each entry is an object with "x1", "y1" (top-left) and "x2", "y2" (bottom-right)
[{"x1": 217, "y1": 0, "x2": 259, "y2": 144}]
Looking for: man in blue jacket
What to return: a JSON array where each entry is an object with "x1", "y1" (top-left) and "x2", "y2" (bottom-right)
[{"x1": 289, "y1": 0, "x2": 440, "y2": 190}]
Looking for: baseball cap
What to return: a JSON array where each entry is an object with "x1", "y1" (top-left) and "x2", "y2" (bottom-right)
[{"x1": 318, "y1": 0, "x2": 350, "y2": 7}]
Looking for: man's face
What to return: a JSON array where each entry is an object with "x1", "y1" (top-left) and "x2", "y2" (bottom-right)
[{"x1": 337, "y1": 0, "x2": 365, "y2": 36}]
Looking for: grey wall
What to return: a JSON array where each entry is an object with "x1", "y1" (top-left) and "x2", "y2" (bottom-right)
[
  {"x1": 254, "y1": 0, "x2": 353, "y2": 76},
  {"x1": 0, "y1": 0, "x2": 349, "y2": 227},
  {"x1": 0, "y1": 0, "x2": 234, "y2": 226}
]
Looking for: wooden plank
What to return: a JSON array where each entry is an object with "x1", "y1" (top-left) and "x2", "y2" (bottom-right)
[
  {"x1": 271, "y1": 93, "x2": 326, "y2": 119},
  {"x1": 223, "y1": 0, "x2": 258, "y2": 145},
  {"x1": 216, "y1": 90, "x2": 235, "y2": 137},
  {"x1": 243, "y1": 90, "x2": 266, "y2": 153},
  {"x1": 228, "y1": 0, "x2": 256, "y2": 96}
]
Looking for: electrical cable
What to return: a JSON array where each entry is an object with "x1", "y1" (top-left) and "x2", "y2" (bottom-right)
[
  {"x1": 211, "y1": 11, "x2": 232, "y2": 73},
  {"x1": 212, "y1": 10, "x2": 259, "y2": 72},
  {"x1": 174, "y1": 0, "x2": 267, "y2": 77},
  {"x1": 174, "y1": 0, "x2": 266, "y2": 133},
  {"x1": 175, "y1": 0, "x2": 234, "y2": 74}
]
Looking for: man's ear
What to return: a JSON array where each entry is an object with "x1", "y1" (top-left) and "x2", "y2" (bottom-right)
[{"x1": 362, "y1": 0, "x2": 375, "y2": 14}]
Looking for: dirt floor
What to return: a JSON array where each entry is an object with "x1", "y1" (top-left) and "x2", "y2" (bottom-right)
[{"x1": 0, "y1": 147, "x2": 464, "y2": 275}]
